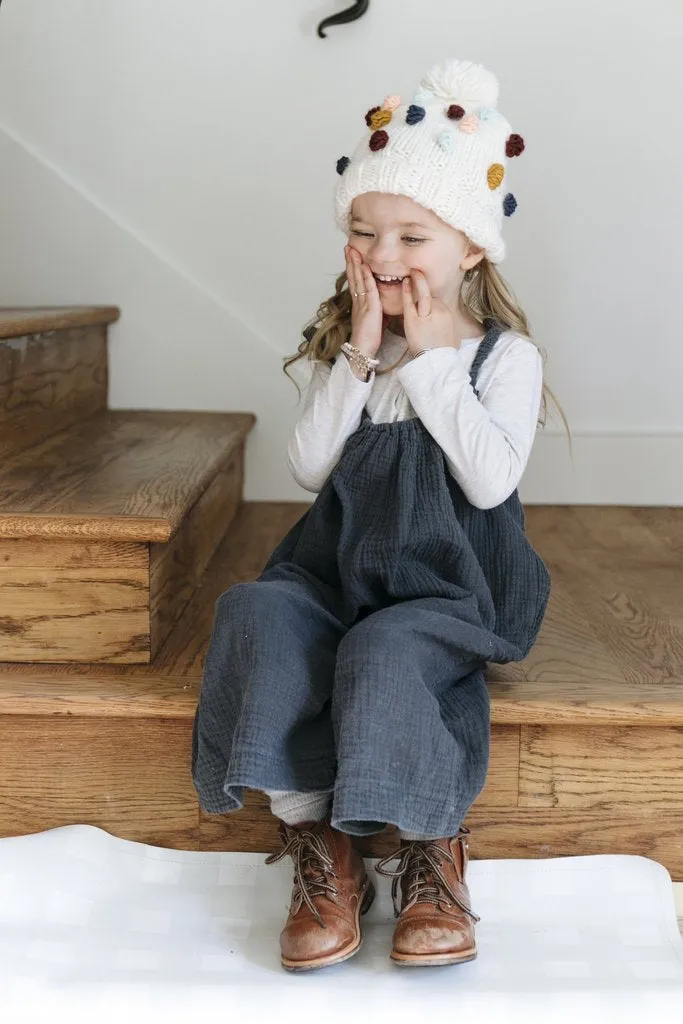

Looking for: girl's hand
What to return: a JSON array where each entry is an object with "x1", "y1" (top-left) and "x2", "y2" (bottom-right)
[
  {"x1": 344, "y1": 244, "x2": 383, "y2": 359},
  {"x1": 402, "y1": 270, "x2": 457, "y2": 357}
]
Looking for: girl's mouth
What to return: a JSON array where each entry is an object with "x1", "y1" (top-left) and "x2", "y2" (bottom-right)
[{"x1": 374, "y1": 274, "x2": 406, "y2": 290}]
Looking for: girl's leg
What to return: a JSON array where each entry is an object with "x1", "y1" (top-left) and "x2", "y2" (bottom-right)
[
  {"x1": 192, "y1": 570, "x2": 345, "y2": 815},
  {"x1": 330, "y1": 595, "x2": 491, "y2": 838}
]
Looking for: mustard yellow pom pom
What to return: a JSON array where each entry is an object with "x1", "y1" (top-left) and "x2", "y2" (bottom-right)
[
  {"x1": 369, "y1": 108, "x2": 393, "y2": 131},
  {"x1": 487, "y1": 163, "x2": 505, "y2": 189}
]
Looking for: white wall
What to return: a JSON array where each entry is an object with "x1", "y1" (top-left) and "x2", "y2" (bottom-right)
[{"x1": 1, "y1": 0, "x2": 682, "y2": 502}]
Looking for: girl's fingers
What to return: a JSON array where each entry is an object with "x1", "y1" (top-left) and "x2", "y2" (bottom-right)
[
  {"x1": 411, "y1": 269, "x2": 432, "y2": 317},
  {"x1": 362, "y1": 263, "x2": 380, "y2": 304},
  {"x1": 346, "y1": 246, "x2": 364, "y2": 300},
  {"x1": 344, "y1": 246, "x2": 357, "y2": 297},
  {"x1": 401, "y1": 274, "x2": 415, "y2": 314}
]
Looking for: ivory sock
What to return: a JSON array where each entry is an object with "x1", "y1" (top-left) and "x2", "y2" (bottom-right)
[{"x1": 266, "y1": 789, "x2": 331, "y2": 825}]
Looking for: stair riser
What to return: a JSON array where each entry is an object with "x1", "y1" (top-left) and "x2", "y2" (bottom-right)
[
  {"x1": 0, "y1": 539, "x2": 149, "y2": 663},
  {"x1": 0, "y1": 326, "x2": 108, "y2": 458},
  {"x1": 2, "y1": 719, "x2": 682, "y2": 877},
  {"x1": 0, "y1": 447, "x2": 245, "y2": 663},
  {"x1": 150, "y1": 449, "x2": 244, "y2": 659}
]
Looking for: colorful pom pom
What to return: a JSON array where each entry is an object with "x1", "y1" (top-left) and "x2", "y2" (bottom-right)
[
  {"x1": 487, "y1": 163, "x2": 505, "y2": 189},
  {"x1": 336, "y1": 156, "x2": 350, "y2": 175},
  {"x1": 406, "y1": 104, "x2": 426, "y2": 125},
  {"x1": 446, "y1": 104, "x2": 465, "y2": 120},
  {"x1": 477, "y1": 107, "x2": 497, "y2": 121},
  {"x1": 369, "y1": 129, "x2": 389, "y2": 152},
  {"x1": 413, "y1": 86, "x2": 432, "y2": 104},
  {"x1": 503, "y1": 193, "x2": 517, "y2": 216},
  {"x1": 365, "y1": 105, "x2": 381, "y2": 127},
  {"x1": 436, "y1": 130, "x2": 454, "y2": 152},
  {"x1": 506, "y1": 134, "x2": 525, "y2": 157},
  {"x1": 369, "y1": 108, "x2": 393, "y2": 131},
  {"x1": 458, "y1": 115, "x2": 479, "y2": 133},
  {"x1": 382, "y1": 94, "x2": 402, "y2": 111}
]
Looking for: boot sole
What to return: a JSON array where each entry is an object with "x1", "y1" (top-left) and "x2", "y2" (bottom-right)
[
  {"x1": 281, "y1": 876, "x2": 376, "y2": 972},
  {"x1": 390, "y1": 946, "x2": 477, "y2": 967}
]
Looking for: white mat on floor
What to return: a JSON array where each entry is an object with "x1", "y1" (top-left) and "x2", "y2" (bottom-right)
[{"x1": 0, "y1": 825, "x2": 682, "y2": 1024}]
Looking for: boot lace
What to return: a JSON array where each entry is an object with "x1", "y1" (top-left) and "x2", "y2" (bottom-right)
[
  {"x1": 265, "y1": 823, "x2": 339, "y2": 928},
  {"x1": 375, "y1": 828, "x2": 480, "y2": 924}
]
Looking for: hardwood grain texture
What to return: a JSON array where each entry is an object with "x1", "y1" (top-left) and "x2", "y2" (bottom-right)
[
  {"x1": 0, "y1": 409, "x2": 255, "y2": 541},
  {"x1": 0, "y1": 325, "x2": 109, "y2": 457},
  {"x1": 0, "y1": 305, "x2": 120, "y2": 339},
  {"x1": 0, "y1": 413, "x2": 254, "y2": 661},
  {"x1": 0, "y1": 715, "x2": 199, "y2": 849},
  {"x1": 0, "y1": 555, "x2": 150, "y2": 663},
  {"x1": 1, "y1": 504, "x2": 682, "y2": 874}
]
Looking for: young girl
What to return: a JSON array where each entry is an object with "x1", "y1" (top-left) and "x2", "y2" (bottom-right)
[{"x1": 192, "y1": 57, "x2": 565, "y2": 973}]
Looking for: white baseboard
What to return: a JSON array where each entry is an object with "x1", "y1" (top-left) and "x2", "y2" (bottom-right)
[{"x1": 520, "y1": 432, "x2": 683, "y2": 506}]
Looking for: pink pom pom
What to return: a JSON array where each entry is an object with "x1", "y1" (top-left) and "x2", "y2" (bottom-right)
[
  {"x1": 458, "y1": 115, "x2": 479, "y2": 134},
  {"x1": 382, "y1": 94, "x2": 402, "y2": 111}
]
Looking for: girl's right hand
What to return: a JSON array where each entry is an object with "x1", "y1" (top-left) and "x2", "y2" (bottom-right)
[{"x1": 344, "y1": 244, "x2": 383, "y2": 359}]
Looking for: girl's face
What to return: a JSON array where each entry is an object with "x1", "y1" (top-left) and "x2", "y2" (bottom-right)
[{"x1": 348, "y1": 192, "x2": 484, "y2": 319}]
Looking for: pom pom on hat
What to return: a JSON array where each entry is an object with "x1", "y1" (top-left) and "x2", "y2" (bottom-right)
[
  {"x1": 506, "y1": 133, "x2": 525, "y2": 157},
  {"x1": 406, "y1": 104, "x2": 426, "y2": 125},
  {"x1": 503, "y1": 193, "x2": 517, "y2": 216},
  {"x1": 420, "y1": 58, "x2": 499, "y2": 107}
]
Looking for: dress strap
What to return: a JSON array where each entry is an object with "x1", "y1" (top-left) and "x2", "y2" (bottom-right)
[{"x1": 469, "y1": 318, "x2": 506, "y2": 399}]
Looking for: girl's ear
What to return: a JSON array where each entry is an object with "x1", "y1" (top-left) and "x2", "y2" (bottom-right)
[{"x1": 460, "y1": 244, "x2": 485, "y2": 273}]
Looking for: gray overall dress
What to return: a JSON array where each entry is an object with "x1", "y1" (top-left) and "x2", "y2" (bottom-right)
[{"x1": 191, "y1": 318, "x2": 551, "y2": 837}]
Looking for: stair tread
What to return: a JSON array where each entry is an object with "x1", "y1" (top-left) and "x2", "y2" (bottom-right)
[
  {"x1": 0, "y1": 306, "x2": 120, "y2": 339},
  {"x1": 0, "y1": 409, "x2": 255, "y2": 541},
  {"x1": 0, "y1": 503, "x2": 681, "y2": 723}
]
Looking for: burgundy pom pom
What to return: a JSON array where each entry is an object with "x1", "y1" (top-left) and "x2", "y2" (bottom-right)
[
  {"x1": 446, "y1": 104, "x2": 465, "y2": 120},
  {"x1": 365, "y1": 105, "x2": 381, "y2": 127},
  {"x1": 369, "y1": 130, "x2": 389, "y2": 151},
  {"x1": 506, "y1": 134, "x2": 525, "y2": 157},
  {"x1": 336, "y1": 156, "x2": 350, "y2": 175}
]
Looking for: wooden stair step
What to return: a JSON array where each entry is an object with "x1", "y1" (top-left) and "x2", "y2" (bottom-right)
[
  {"x1": 0, "y1": 305, "x2": 121, "y2": 339},
  {"x1": 0, "y1": 503, "x2": 682, "y2": 875},
  {"x1": 0, "y1": 410, "x2": 255, "y2": 664},
  {"x1": 0, "y1": 305, "x2": 120, "y2": 458}
]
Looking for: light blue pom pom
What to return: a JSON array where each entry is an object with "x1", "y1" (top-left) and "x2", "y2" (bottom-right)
[
  {"x1": 477, "y1": 107, "x2": 498, "y2": 121},
  {"x1": 436, "y1": 130, "x2": 453, "y2": 152},
  {"x1": 413, "y1": 87, "x2": 432, "y2": 104}
]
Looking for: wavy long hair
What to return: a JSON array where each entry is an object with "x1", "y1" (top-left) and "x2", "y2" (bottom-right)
[{"x1": 283, "y1": 256, "x2": 572, "y2": 458}]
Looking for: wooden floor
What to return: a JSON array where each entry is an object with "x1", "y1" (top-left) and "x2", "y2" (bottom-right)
[{"x1": 1, "y1": 503, "x2": 682, "y2": 869}]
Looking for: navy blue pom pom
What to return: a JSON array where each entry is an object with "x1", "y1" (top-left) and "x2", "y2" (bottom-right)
[
  {"x1": 503, "y1": 193, "x2": 517, "y2": 217},
  {"x1": 336, "y1": 156, "x2": 350, "y2": 175},
  {"x1": 406, "y1": 104, "x2": 426, "y2": 125}
]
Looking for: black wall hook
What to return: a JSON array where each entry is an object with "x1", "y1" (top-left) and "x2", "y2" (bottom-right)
[{"x1": 317, "y1": 1, "x2": 370, "y2": 39}]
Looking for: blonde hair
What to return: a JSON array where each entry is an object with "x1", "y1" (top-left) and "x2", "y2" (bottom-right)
[{"x1": 283, "y1": 256, "x2": 572, "y2": 459}]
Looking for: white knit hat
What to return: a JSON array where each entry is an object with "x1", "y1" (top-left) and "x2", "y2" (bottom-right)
[{"x1": 334, "y1": 58, "x2": 524, "y2": 263}]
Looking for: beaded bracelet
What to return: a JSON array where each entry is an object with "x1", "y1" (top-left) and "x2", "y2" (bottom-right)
[{"x1": 341, "y1": 342, "x2": 380, "y2": 381}]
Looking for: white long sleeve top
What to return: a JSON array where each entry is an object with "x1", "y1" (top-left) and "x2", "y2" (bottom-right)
[{"x1": 286, "y1": 326, "x2": 544, "y2": 510}]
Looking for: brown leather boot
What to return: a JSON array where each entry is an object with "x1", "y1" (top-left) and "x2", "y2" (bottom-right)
[
  {"x1": 264, "y1": 818, "x2": 376, "y2": 972},
  {"x1": 375, "y1": 825, "x2": 480, "y2": 967}
]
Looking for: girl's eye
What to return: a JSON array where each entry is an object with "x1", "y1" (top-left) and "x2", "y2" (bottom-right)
[{"x1": 350, "y1": 230, "x2": 425, "y2": 244}]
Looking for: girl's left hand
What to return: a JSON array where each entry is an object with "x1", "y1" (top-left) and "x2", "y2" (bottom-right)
[{"x1": 402, "y1": 270, "x2": 457, "y2": 357}]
